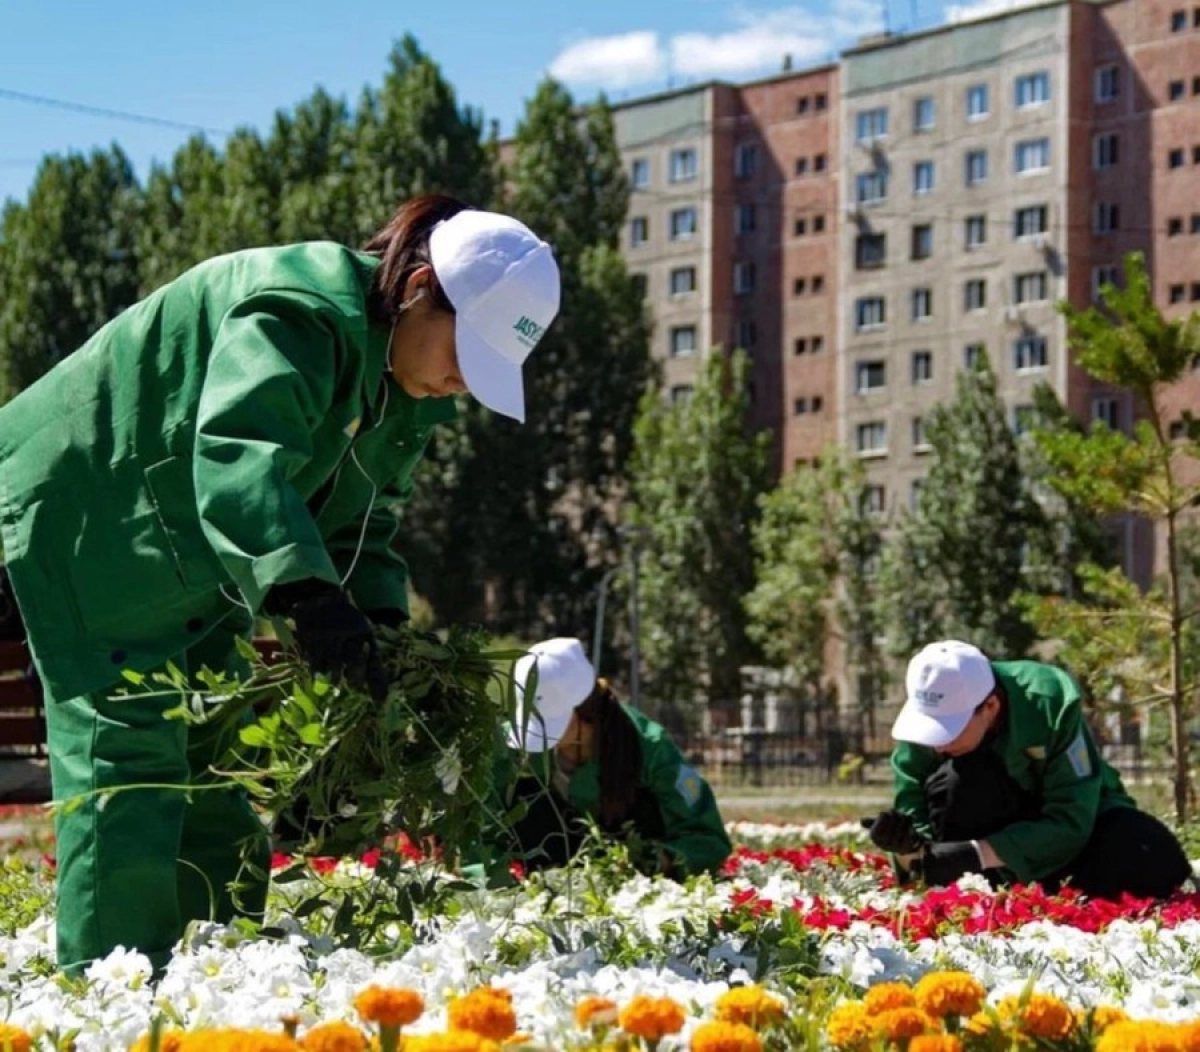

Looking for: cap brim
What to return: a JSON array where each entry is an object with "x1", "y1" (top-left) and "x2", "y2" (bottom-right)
[
  {"x1": 457, "y1": 319, "x2": 525, "y2": 422},
  {"x1": 891, "y1": 704, "x2": 974, "y2": 748},
  {"x1": 505, "y1": 710, "x2": 571, "y2": 753}
]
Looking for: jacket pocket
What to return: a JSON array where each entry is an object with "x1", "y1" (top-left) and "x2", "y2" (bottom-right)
[{"x1": 143, "y1": 455, "x2": 223, "y2": 592}]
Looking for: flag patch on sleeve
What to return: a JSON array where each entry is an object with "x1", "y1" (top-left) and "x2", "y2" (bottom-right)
[
  {"x1": 675, "y1": 765, "x2": 703, "y2": 808},
  {"x1": 1066, "y1": 731, "x2": 1093, "y2": 778}
]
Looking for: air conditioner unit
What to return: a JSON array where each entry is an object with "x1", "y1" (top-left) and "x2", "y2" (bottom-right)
[
  {"x1": 1030, "y1": 233, "x2": 1048, "y2": 251},
  {"x1": 1004, "y1": 305, "x2": 1023, "y2": 324}
]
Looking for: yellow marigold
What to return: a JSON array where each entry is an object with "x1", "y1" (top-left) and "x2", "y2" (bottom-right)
[
  {"x1": 618, "y1": 995, "x2": 687, "y2": 1042},
  {"x1": 447, "y1": 988, "x2": 517, "y2": 1042},
  {"x1": 963, "y1": 1012, "x2": 996, "y2": 1037},
  {"x1": 909, "y1": 1038, "x2": 963, "y2": 1052},
  {"x1": 914, "y1": 972, "x2": 986, "y2": 1019},
  {"x1": 825, "y1": 1003, "x2": 872, "y2": 1050},
  {"x1": 402, "y1": 1033, "x2": 491, "y2": 1052},
  {"x1": 354, "y1": 987, "x2": 425, "y2": 1029},
  {"x1": 714, "y1": 986, "x2": 787, "y2": 1028},
  {"x1": 998, "y1": 994, "x2": 1074, "y2": 1041},
  {"x1": 301, "y1": 1021, "x2": 370, "y2": 1052},
  {"x1": 175, "y1": 1030, "x2": 300, "y2": 1052},
  {"x1": 1086, "y1": 1005, "x2": 1130, "y2": 1034},
  {"x1": 0, "y1": 1025, "x2": 32, "y2": 1052},
  {"x1": 871, "y1": 1008, "x2": 933, "y2": 1042},
  {"x1": 1095, "y1": 1020, "x2": 1184, "y2": 1052},
  {"x1": 128, "y1": 1031, "x2": 185, "y2": 1052},
  {"x1": 689, "y1": 1021, "x2": 763, "y2": 1052},
  {"x1": 862, "y1": 982, "x2": 916, "y2": 1016},
  {"x1": 575, "y1": 997, "x2": 620, "y2": 1029}
]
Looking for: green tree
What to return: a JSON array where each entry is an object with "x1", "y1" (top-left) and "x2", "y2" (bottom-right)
[
  {"x1": 0, "y1": 146, "x2": 141, "y2": 397},
  {"x1": 744, "y1": 447, "x2": 885, "y2": 736},
  {"x1": 627, "y1": 351, "x2": 769, "y2": 731},
  {"x1": 878, "y1": 354, "x2": 1044, "y2": 660},
  {"x1": 1022, "y1": 252, "x2": 1200, "y2": 819}
]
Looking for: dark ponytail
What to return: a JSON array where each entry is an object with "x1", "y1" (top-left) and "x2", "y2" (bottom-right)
[
  {"x1": 361, "y1": 193, "x2": 471, "y2": 322},
  {"x1": 576, "y1": 678, "x2": 642, "y2": 828}
]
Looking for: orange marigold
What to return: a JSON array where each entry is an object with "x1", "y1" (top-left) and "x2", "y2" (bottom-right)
[
  {"x1": 963, "y1": 1011, "x2": 996, "y2": 1037},
  {"x1": 914, "y1": 972, "x2": 986, "y2": 1019},
  {"x1": 0, "y1": 1025, "x2": 32, "y2": 1052},
  {"x1": 825, "y1": 1003, "x2": 872, "y2": 1050},
  {"x1": 714, "y1": 986, "x2": 786, "y2": 1028},
  {"x1": 862, "y1": 982, "x2": 916, "y2": 1016},
  {"x1": 575, "y1": 997, "x2": 620, "y2": 1030},
  {"x1": 618, "y1": 994, "x2": 687, "y2": 1042},
  {"x1": 870, "y1": 1007, "x2": 933, "y2": 1042},
  {"x1": 999, "y1": 994, "x2": 1074, "y2": 1041},
  {"x1": 689, "y1": 1021, "x2": 763, "y2": 1052},
  {"x1": 1095, "y1": 1020, "x2": 1184, "y2": 1052},
  {"x1": 1087, "y1": 1005, "x2": 1131, "y2": 1034},
  {"x1": 402, "y1": 1032, "x2": 492, "y2": 1052},
  {"x1": 175, "y1": 1029, "x2": 300, "y2": 1052},
  {"x1": 909, "y1": 1038, "x2": 963, "y2": 1052},
  {"x1": 129, "y1": 1031, "x2": 185, "y2": 1052},
  {"x1": 354, "y1": 987, "x2": 425, "y2": 1029},
  {"x1": 447, "y1": 988, "x2": 518, "y2": 1042},
  {"x1": 301, "y1": 1021, "x2": 370, "y2": 1052},
  {"x1": 1176, "y1": 1019, "x2": 1200, "y2": 1052}
]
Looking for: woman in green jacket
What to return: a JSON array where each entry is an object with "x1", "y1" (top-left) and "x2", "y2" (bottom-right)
[
  {"x1": 481, "y1": 637, "x2": 731, "y2": 880},
  {"x1": 0, "y1": 193, "x2": 560, "y2": 974}
]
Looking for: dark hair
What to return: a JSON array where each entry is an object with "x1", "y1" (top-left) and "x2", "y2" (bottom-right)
[
  {"x1": 361, "y1": 193, "x2": 470, "y2": 322},
  {"x1": 576, "y1": 679, "x2": 642, "y2": 828}
]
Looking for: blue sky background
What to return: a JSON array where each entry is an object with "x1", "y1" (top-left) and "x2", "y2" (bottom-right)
[{"x1": 0, "y1": 0, "x2": 1024, "y2": 207}]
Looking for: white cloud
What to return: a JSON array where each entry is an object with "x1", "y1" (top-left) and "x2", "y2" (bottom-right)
[
  {"x1": 547, "y1": 31, "x2": 667, "y2": 88},
  {"x1": 945, "y1": 0, "x2": 1044, "y2": 24},
  {"x1": 547, "y1": 3, "x2": 886, "y2": 90}
]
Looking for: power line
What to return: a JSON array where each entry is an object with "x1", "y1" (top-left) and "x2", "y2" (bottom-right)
[{"x1": 0, "y1": 87, "x2": 232, "y2": 137}]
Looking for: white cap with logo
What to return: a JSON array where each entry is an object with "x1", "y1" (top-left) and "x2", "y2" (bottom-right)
[
  {"x1": 508, "y1": 637, "x2": 597, "y2": 753},
  {"x1": 430, "y1": 209, "x2": 561, "y2": 423},
  {"x1": 890, "y1": 640, "x2": 997, "y2": 748}
]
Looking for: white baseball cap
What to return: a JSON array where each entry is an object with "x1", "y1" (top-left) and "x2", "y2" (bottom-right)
[
  {"x1": 891, "y1": 640, "x2": 997, "y2": 748},
  {"x1": 507, "y1": 638, "x2": 597, "y2": 753},
  {"x1": 429, "y1": 209, "x2": 560, "y2": 423}
]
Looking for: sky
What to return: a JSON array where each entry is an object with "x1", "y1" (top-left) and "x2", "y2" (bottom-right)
[{"x1": 0, "y1": 0, "x2": 1035, "y2": 209}]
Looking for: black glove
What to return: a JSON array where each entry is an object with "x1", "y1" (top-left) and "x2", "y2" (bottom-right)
[
  {"x1": 916, "y1": 840, "x2": 984, "y2": 886},
  {"x1": 0, "y1": 567, "x2": 26, "y2": 642},
  {"x1": 861, "y1": 810, "x2": 926, "y2": 854},
  {"x1": 266, "y1": 580, "x2": 389, "y2": 702}
]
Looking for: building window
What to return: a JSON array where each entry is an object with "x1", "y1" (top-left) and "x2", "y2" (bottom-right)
[
  {"x1": 1191, "y1": 283, "x2": 1200, "y2": 301},
  {"x1": 669, "y1": 207, "x2": 697, "y2": 240},
  {"x1": 734, "y1": 143, "x2": 758, "y2": 178},
  {"x1": 1094, "y1": 202, "x2": 1119, "y2": 233},
  {"x1": 813, "y1": 275, "x2": 825, "y2": 293},
  {"x1": 856, "y1": 170, "x2": 888, "y2": 204},
  {"x1": 669, "y1": 148, "x2": 698, "y2": 182},
  {"x1": 964, "y1": 342, "x2": 985, "y2": 369},
  {"x1": 795, "y1": 156, "x2": 809, "y2": 176},
  {"x1": 1095, "y1": 65, "x2": 1120, "y2": 102},
  {"x1": 1015, "y1": 137, "x2": 1050, "y2": 173},
  {"x1": 1170, "y1": 284, "x2": 1186, "y2": 304},
  {"x1": 1194, "y1": 76, "x2": 1200, "y2": 95},
  {"x1": 669, "y1": 266, "x2": 696, "y2": 296},
  {"x1": 812, "y1": 335, "x2": 824, "y2": 352},
  {"x1": 912, "y1": 350, "x2": 933, "y2": 384},
  {"x1": 1093, "y1": 133, "x2": 1119, "y2": 169},
  {"x1": 855, "y1": 297, "x2": 886, "y2": 331},
  {"x1": 794, "y1": 338, "x2": 807, "y2": 355},
  {"x1": 1092, "y1": 396, "x2": 1120, "y2": 430},
  {"x1": 630, "y1": 216, "x2": 649, "y2": 246},
  {"x1": 966, "y1": 149, "x2": 989, "y2": 185},
  {"x1": 1091, "y1": 265, "x2": 1119, "y2": 299},
  {"x1": 793, "y1": 278, "x2": 807, "y2": 296},
  {"x1": 956, "y1": 217, "x2": 985, "y2": 253},
  {"x1": 670, "y1": 385, "x2": 694, "y2": 406},
  {"x1": 797, "y1": 95, "x2": 810, "y2": 114},
  {"x1": 669, "y1": 326, "x2": 696, "y2": 357},
  {"x1": 862, "y1": 485, "x2": 887, "y2": 515},
  {"x1": 794, "y1": 397, "x2": 810, "y2": 415},
  {"x1": 1014, "y1": 271, "x2": 1049, "y2": 303},
  {"x1": 855, "y1": 232, "x2": 887, "y2": 269},
  {"x1": 1014, "y1": 335, "x2": 1049, "y2": 371},
  {"x1": 1013, "y1": 404, "x2": 1036, "y2": 435},
  {"x1": 965, "y1": 279, "x2": 987, "y2": 311},
  {"x1": 813, "y1": 215, "x2": 826, "y2": 232},
  {"x1": 734, "y1": 320, "x2": 757, "y2": 350},
  {"x1": 630, "y1": 158, "x2": 650, "y2": 189},
  {"x1": 733, "y1": 261, "x2": 756, "y2": 294},
  {"x1": 1015, "y1": 71, "x2": 1051, "y2": 108},
  {"x1": 1169, "y1": 147, "x2": 1186, "y2": 168},
  {"x1": 630, "y1": 273, "x2": 648, "y2": 299},
  {"x1": 1015, "y1": 205, "x2": 1048, "y2": 238},
  {"x1": 856, "y1": 421, "x2": 888, "y2": 456},
  {"x1": 794, "y1": 217, "x2": 807, "y2": 236},
  {"x1": 856, "y1": 106, "x2": 889, "y2": 143},
  {"x1": 913, "y1": 160, "x2": 935, "y2": 194},
  {"x1": 815, "y1": 93, "x2": 828, "y2": 111},
  {"x1": 735, "y1": 203, "x2": 756, "y2": 234},
  {"x1": 913, "y1": 416, "x2": 930, "y2": 451},
  {"x1": 914, "y1": 95, "x2": 935, "y2": 131},
  {"x1": 1193, "y1": 214, "x2": 1200, "y2": 233},
  {"x1": 1170, "y1": 79, "x2": 1187, "y2": 101},
  {"x1": 814, "y1": 153, "x2": 827, "y2": 172},
  {"x1": 912, "y1": 223, "x2": 933, "y2": 260},
  {"x1": 1193, "y1": 145, "x2": 1200, "y2": 164},
  {"x1": 912, "y1": 287, "x2": 933, "y2": 321},
  {"x1": 1171, "y1": 9, "x2": 1187, "y2": 31},
  {"x1": 856, "y1": 360, "x2": 887, "y2": 393},
  {"x1": 967, "y1": 83, "x2": 990, "y2": 119},
  {"x1": 1169, "y1": 216, "x2": 1184, "y2": 236}
]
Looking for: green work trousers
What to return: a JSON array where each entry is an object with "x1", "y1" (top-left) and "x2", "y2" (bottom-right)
[{"x1": 44, "y1": 618, "x2": 270, "y2": 975}]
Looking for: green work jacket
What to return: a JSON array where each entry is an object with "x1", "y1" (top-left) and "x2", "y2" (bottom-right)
[{"x1": 0, "y1": 242, "x2": 454, "y2": 699}]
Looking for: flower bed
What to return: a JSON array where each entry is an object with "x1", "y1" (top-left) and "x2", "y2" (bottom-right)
[{"x1": 1, "y1": 822, "x2": 1200, "y2": 1049}]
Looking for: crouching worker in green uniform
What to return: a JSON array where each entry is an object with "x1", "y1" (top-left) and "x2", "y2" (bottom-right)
[
  {"x1": 473, "y1": 637, "x2": 731, "y2": 881},
  {"x1": 862, "y1": 640, "x2": 1190, "y2": 900},
  {"x1": 0, "y1": 193, "x2": 561, "y2": 975}
]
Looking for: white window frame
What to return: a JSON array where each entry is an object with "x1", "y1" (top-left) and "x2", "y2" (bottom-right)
[
  {"x1": 669, "y1": 147, "x2": 698, "y2": 183},
  {"x1": 1014, "y1": 271, "x2": 1049, "y2": 304},
  {"x1": 965, "y1": 279, "x2": 987, "y2": 311},
  {"x1": 913, "y1": 95, "x2": 935, "y2": 131},
  {"x1": 965, "y1": 215, "x2": 987, "y2": 249},
  {"x1": 1092, "y1": 264, "x2": 1119, "y2": 300},
  {"x1": 1014, "y1": 335, "x2": 1049, "y2": 372},
  {"x1": 913, "y1": 160, "x2": 935, "y2": 195},
  {"x1": 855, "y1": 107, "x2": 889, "y2": 144},
  {"x1": 669, "y1": 266, "x2": 696, "y2": 297},
  {"x1": 733, "y1": 260, "x2": 756, "y2": 294},
  {"x1": 966, "y1": 149, "x2": 989, "y2": 185},
  {"x1": 1092, "y1": 395, "x2": 1120, "y2": 430},
  {"x1": 1094, "y1": 202, "x2": 1119, "y2": 234},
  {"x1": 967, "y1": 83, "x2": 990, "y2": 120},
  {"x1": 1095, "y1": 64, "x2": 1119, "y2": 103},
  {"x1": 912, "y1": 350, "x2": 933, "y2": 385},
  {"x1": 669, "y1": 326, "x2": 697, "y2": 357},
  {"x1": 912, "y1": 287, "x2": 933, "y2": 322},
  {"x1": 1014, "y1": 205, "x2": 1049, "y2": 238},
  {"x1": 912, "y1": 416, "x2": 931, "y2": 451},
  {"x1": 630, "y1": 158, "x2": 650, "y2": 190},
  {"x1": 1015, "y1": 137, "x2": 1050, "y2": 174},
  {"x1": 1015, "y1": 72, "x2": 1051, "y2": 109},
  {"x1": 856, "y1": 421, "x2": 888, "y2": 457},
  {"x1": 856, "y1": 170, "x2": 888, "y2": 204},
  {"x1": 964, "y1": 343, "x2": 985, "y2": 369},
  {"x1": 734, "y1": 142, "x2": 758, "y2": 179},
  {"x1": 1093, "y1": 132, "x2": 1119, "y2": 169},
  {"x1": 630, "y1": 216, "x2": 649, "y2": 246},
  {"x1": 669, "y1": 207, "x2": 697, "y2": 241},
  {"x1": 735, "y1": 203, "x2": 756, "y2": 234},
  {"x1": 855, "y1": 297, "x2": 886, "y2": 331},
  {"x1": 855, "y1": 360, "x2": 887, "y2": 393}
]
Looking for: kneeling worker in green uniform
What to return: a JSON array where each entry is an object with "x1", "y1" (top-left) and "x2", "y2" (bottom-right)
[
  {"x1": 476, "y1": 637, "x2": 731, "y2": 879},
  {"x1": 863, "y1": 640, "x2": 1190, "y2": 899}
]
